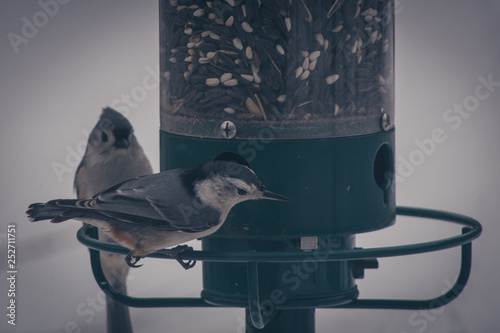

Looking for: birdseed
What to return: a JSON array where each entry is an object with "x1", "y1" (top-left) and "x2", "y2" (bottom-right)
[{"x1": 161, "y1": 0, "x2": 393, "y2": 125}]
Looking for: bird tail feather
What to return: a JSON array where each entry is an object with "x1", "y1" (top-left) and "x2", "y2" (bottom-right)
[
  {"x1": 26, "y1": 199, "x2": 86, "y2": 223},
  {"x1": 26, "y1": 203, "x2": 67, "y2": 222}
]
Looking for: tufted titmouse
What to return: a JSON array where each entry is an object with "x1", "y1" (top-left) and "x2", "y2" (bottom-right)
[{"x1": 75, "y1": 107, "x2": 152, "y2": 333}]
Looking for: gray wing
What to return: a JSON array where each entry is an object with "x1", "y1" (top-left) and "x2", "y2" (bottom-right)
[{"x1": 51, "y1": 169, "x2": 221, "y2": 232}]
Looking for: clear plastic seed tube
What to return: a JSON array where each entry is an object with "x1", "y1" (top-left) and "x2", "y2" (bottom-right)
[{"x1": 160, "y1": 0, "x2": 394, "y2": 139}]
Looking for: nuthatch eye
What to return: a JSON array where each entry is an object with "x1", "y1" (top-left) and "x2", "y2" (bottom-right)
[{"x1": 27, "y1": 160, "x2": 289, "y2": 269}]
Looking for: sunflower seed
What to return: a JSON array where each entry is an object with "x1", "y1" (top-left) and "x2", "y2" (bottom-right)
[
  {"x1": 241, "y1": 21, "x2": 253, "y2": 33},
  {"x1": 225, "y1": 16, "x2": 234, "y2": 27},
  {"x1": 332, "y1": 24, "x2": 343, "y2": 33},
  {"x1": 326, "y1": 74, "x2": 339, "y2": 85},
  {"x1": 193, "y1": 8, "x2": 204, "y2": 17},
  {"x1": 300, "y1": 70, "x2": 310, "y2": 80},
  {"x1": 277, "y1": 94, "x2": 286, "y2": 102},
  {"x1": 209, "y1": 32, "x2": 220, "y2": 40},
  {"x1": 354, "y1": 5, "x2": 361, "y2": 18},
  {"x1": 323, "y1": 39, "x2": 329, "y2": 51},
  {"x1": 295, "y1": 67, "x2": 303, "y2": 78},
  {"x1": 241, "y1": 74, "x2": 254, "y2": 81},
  {"x1": 246, "y1": 97, "x2": 261, "y2": 116},
  {"x1": 309, "y1": 58, "x2": 317, "y2": 71},
  {"x1": 253, "y1": 70, "x2": 261, "y2": 83},
  {"x1": 284, "y1": 17, "x2": 291, "y2": 32},
  {"x1": 223, "y1": 78, "x2": 239, "y2": 86},
  {"x1": 245, "y1": 46, "x2": 253, "y2": 59},
  {"x1": 219, "y1": 73, "x2": 232, "y2": 83},
  {"x1": 276, "y1": 44, "x2": 285, "y2": 55},
  {"x1": 383, "y1": 39, "x2": 389, "y2": 52},
  {"x1": 253, "y1": 94, "x2": 267, "y2": 120},
  {"x1": 309, "y1": 50, "x2": 321, "y2": 61},
  {"x1": 315, "y1": 33, "x2": 324, "y2": 46},
  {"x1": 218, "y1": 49, "x2": 239, "y2": 56},
  {"x1": 302, "y1": 57, "x2": 310, "y2": 70},
  {"x1": 334, "y1": 104, "x2": 340, "y2": 115},
  {"x1": 233, "y1": 37, "x2": 243, "y2": 50},
  {"x1": 361, "y1": 8, "x2": 373, "y2": 16},
  {"x1": 206, "y1": 78, "x2": 220, "y2": 86},
  {"x1": 224, "y1": 107, "x2": 236, "y2": 114}
]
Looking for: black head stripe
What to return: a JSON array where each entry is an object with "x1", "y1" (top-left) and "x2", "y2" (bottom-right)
[{"x1": 180, "y1": 165, "x2": 208, "y2": 197}]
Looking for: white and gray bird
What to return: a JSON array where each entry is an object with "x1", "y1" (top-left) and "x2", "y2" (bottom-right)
[
  {"x1": 27, "y1": 160, "x2": 289, "y2": 269},
  {"x1": 74, "y1": 107, "x2": 152, "y2": 333}
]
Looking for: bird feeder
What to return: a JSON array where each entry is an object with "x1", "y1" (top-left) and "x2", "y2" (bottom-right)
[{"x1": 78, "y1": 1, "x2": 481, "y2": 332}]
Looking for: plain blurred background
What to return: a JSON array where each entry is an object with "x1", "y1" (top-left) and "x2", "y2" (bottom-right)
[{"x1": 1, "y1": 1, "x2": 499, "y2": 332}]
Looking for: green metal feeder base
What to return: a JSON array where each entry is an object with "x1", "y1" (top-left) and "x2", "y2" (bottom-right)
[
  {"x1": 200, "y1": 234, "x2": 359, "y2": 312},
  {"x1": 160, "y1": 130, "x2": 396, "y2": 313},
  {"x1": 160, "y1": 130, "x2": 396, "y2": 236},
  {"x1": 77, "y1": 206, "x2": 481, "y2": 312}
]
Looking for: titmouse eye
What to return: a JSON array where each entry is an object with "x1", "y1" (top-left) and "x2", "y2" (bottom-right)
[
  {"x1": 237, "y1": 188, "x2": 248, "y2": 196},
  {"x1": 101, "y1": 132, "x2": 109, "y2": 142}
]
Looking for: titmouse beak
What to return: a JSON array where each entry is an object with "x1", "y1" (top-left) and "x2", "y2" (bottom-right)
[{"x1": 114, "y1": 138, "x2": 130, "y2": 149}]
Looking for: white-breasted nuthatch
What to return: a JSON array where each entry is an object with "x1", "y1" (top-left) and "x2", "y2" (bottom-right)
[
  {"x1": 27, "y1": 160, "x2": 289, "y2": 269},
  {"x1": 75, "y1": 107, "x2": 152, "y2": 333}
]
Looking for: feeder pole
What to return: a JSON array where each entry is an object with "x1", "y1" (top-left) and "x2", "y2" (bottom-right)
[{"x1": 245, "y1": 309, "x2": 315, "y2": 333}]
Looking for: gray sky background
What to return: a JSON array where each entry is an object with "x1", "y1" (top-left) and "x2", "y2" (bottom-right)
[{"x1": 1, "y1": 1, "x2": 499, "y2": 332}]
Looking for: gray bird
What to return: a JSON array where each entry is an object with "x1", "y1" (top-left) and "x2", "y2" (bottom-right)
[
  {"x1": 27, "y1": 160, "x2": 289, "y2": 269},
  {"x1": 75, "y1": 107, "x2": 152, "y2": 333}
]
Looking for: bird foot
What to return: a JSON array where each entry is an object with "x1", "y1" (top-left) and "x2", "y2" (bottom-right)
[
  {"x1": 125, "y1": 252, "x2": 144, "y2": 268},
  {"x1": 156, "y1": 245, "x2": 196, "y2": 270}
]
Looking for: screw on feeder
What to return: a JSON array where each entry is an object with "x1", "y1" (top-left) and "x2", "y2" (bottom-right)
[{"x1": 220, "y1": 121, "x2": 236, "y2": 139}]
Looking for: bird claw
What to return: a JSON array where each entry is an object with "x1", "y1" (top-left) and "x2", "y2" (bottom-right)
[
  {"x1": 156, "y1": 245, "x2": 196, "y2": 270},
  {"x1": 178, "y1": 258, "x2": 196, "y2": 270},
  {"x1": 125, "y1": 252, "x2": 144, "y2": 268}
]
